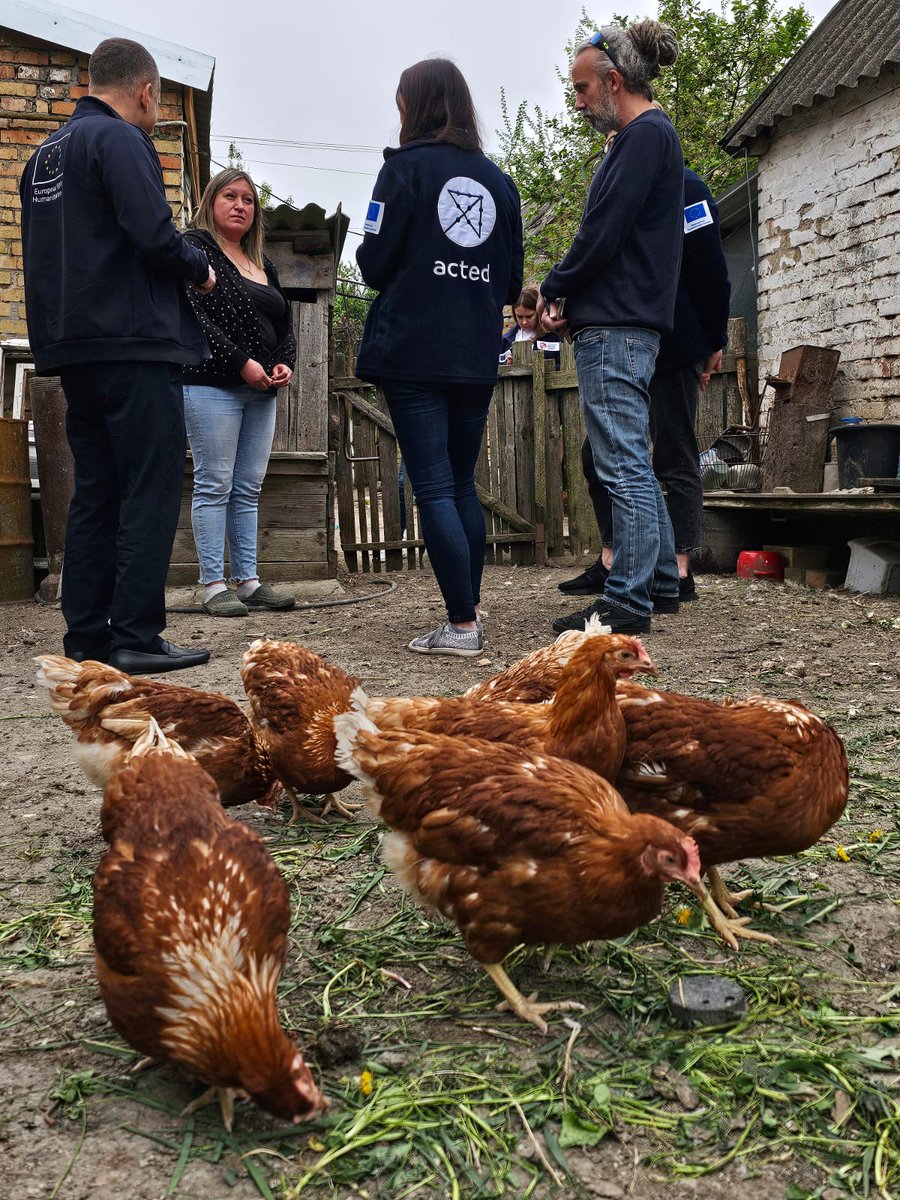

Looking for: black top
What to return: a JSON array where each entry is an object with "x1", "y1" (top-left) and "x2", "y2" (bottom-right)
[
  {"x1": 355, "y1": 140, "x2": 523, "y2": 386},
  {"x1": 19, "y1": 96, "x2": 210, "y2": 372},
  {"x1": 243, "y1": 279, "x2": 286, "y2": 354},
  {"x1": 541, "y1": 109, "x2": 684, "y2": 336},
  {"x1": 657, "y1": 168, "x2": 731, "y2": 370},
  {"x1": 182, "y1": 229, "x2": 296, "y2": 387}
]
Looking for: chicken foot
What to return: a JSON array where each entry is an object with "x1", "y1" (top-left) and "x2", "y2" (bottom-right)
[
  {"x1": 283, "y1": 786, "x2": 327, "y2": 825},
  {"x1": 688, "y1": 883, "x2": 778, "y2": 951},
  {"x1": 181, "y1": 1085, "x2": 249, "y2": 1133},
  {"x1": 320, "y1": 792, "x2": 362, "y2": 820},
  {"x1": 483, "y1": 962, "x2": 585, "y2": 1035}
]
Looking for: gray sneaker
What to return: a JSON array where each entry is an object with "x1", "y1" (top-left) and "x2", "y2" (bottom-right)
[
  {"x1": 408, "y1": 622, "x2": 483, "y2": 657},
  {"x1": 242, "y1": 583, "x2": 296, "y2": 610}
]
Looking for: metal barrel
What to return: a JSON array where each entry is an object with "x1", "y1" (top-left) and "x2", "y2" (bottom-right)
[{"x1": 0, "y1": 418, "x2": 34, "y2": 603}]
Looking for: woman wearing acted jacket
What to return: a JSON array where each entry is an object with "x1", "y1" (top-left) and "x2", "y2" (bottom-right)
[
  {"x1": 183, "y1": 169, "x2": 297, "y2": 617},
  {"x1": 355, "y1": 58, "x2": 523, "y2": 657}
]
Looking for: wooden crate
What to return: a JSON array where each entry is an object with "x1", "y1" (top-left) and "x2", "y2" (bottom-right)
[{"x1": 167, "y1": 450, "x2": 331, "y2": 586}]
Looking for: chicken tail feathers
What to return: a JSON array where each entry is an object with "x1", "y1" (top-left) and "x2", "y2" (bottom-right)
[
  {"x1": 127, "y1": 717, "x2": 191, "y2": 761},
  {"x1": 332, "y1": 703, "x2": 382, "y2": 815},
  {"x1": 33, "y1": 654, "x2": 134, "y2": 722}
]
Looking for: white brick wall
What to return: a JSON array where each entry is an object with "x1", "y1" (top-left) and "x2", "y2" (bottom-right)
[{"x1": 755, "y1": 62, "x2": 900, "y2": 420}]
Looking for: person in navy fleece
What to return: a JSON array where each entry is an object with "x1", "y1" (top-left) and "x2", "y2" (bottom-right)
[
  {"x1": 556, "y1": 152, "x2": 731, "y2": 627},
  {"x1": 356, "y1": 58, "x2": 523, "y2": 658},
  {"x1": 20, "y1": 38, "x2": 215, "y2": 675},
  {"x1": 540, "y1": 21, "x2": 683, "y2": 635}
]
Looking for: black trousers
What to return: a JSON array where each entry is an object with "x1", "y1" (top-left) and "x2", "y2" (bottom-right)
[
  {"x1": 58, "y1": 361, "x2": 186, "y2": 657},
  {"x1": 582, "y1": 360, "x2": 703, "y2": 554}
]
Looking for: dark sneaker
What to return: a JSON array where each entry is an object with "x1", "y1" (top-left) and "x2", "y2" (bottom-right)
[
  {"x1": 679, "y1": 571, "x2": 697, "y2": 601},
  {"x1": 408, "y1": 622, "x2": 483, "y2": 657},
  {"x1": 552, "y1": 599, "x2": 650, "y2": 635},
  {"x1": 558, "y1": 558, "x2": 609, "y2": 595},
  {"x1": 650, "y1": 591, "x2": 680, "y2": 614}
]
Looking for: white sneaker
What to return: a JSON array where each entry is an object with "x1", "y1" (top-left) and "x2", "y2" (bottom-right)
[{"x1": 408, "y1": 622, "x2": 483, "y2": 658}]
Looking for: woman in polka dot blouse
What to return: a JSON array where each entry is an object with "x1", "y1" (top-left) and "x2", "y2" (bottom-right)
[{"x1": 183, "y1": 169, "x2": 297, "y2": 616}]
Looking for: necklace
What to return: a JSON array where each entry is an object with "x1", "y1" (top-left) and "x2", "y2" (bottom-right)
[{"x1": 225, "y1": 248, "x2": 257, "y2": 278}]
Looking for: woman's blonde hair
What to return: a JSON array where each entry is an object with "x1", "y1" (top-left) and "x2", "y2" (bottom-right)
[{"x1": 192, "y1": 168, "x2": 265, "y2": 269}]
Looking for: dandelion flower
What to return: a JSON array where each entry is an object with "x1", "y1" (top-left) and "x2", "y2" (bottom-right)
[
  {"x1": 359, "y1": 1069, "x2": 374, "y2": 1097},
  {"x1": 836, "y1": 845, "x2": 850, "y2": 862},
  {"x1": 868, "y1": 830, "x2": 883, "y2": 842},
  {"x1": 675, "y1": 906, "x2": 693, "y2": 925}
]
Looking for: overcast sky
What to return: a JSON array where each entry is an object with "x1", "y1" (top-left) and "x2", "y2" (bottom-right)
[{"x1": 85, "y1": 0, "x2": 837, "y2": 260}]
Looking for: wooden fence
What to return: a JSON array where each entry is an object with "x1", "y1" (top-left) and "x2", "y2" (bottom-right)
[{"x1": 332, "y1": 318, "x2": 754, "y2": 573}]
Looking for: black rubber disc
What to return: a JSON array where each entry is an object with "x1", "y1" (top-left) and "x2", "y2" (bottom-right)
[{"x1": 668, "y1": 975, "x2": 747, "y2": 1026}]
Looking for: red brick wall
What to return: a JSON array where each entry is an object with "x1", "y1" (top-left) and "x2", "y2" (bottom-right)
[{"x1": 0, "y1": 27, "x2": 188, "y2": 340}]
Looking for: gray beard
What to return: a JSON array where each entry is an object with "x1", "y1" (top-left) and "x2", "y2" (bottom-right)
[{"x1": 582, "y1": 98, "x2": 619, "y2": 136}]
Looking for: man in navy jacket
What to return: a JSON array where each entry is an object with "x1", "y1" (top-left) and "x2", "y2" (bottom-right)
[{"x1": 20, "y1": 38, "x2": 216, "y2": 673}]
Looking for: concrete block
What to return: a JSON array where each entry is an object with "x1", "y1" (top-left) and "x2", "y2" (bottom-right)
[
  {"x1": 805, "y1": 568, "x2": 845, "y2": 589},
  {"x1": 844, "y1": 537, "x2": 900, "y2": 595}
]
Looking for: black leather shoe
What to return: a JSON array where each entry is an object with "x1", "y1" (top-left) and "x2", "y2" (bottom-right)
[
  {"x1": 558, "y1": 558, "x2": 609, "y2": 595},
  {"x1": 679, "y1": 571, "x2": 697, "y2": 601},
  {"x1": 69, "y1": 648, "x2": 110, "y2": 664},
  {"x1": 650, "y1": 592, "x2": 680, "y2": 614},
  {"x1": 553, "y1": 598, "x2": 650, "y2": 635},
  {"x1": 108, "y1": 640, "x2": 211, "y2": 675}
]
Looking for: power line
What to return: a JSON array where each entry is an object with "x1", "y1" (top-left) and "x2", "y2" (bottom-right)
[
  {"x1": 232, "y1": 156, "x2": 377, "y2": 178},
  {"x1": 212, "y1": 134, "x2": 382, "y2": 154}
]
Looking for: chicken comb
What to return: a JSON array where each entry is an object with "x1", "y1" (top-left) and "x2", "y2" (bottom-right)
[{"x1": 682, "y1": 836, "x2": 702, "y2": 880}]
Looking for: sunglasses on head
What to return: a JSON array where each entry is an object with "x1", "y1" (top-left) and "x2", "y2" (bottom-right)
[{"x1": 590, "y1": 29, "x2": 622, "y2": 73}]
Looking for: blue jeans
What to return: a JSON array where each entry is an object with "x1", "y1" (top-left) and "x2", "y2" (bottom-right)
[
  {"x1": 573, "y1": 327, "x2": 679, "y2": 616},
  {"x1": 382, "y1": 381, "x2": 493, "y2": 624},
  {"x1": 584, "y1": 360, "x2": 704, "y2": 553},
  {"x1": 183, "y1": 383, "x2": 276, "y2": 583}
]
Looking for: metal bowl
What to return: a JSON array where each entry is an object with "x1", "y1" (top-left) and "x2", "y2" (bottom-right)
[{"x1": 726, "y1": 463, "x2": 762, "y2": 491}]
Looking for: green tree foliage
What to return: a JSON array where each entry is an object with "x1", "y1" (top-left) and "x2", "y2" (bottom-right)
[
  {"x1": 332, "y1": 261, "x2": 374, "y2": 369},
  {"x1": 226, "y1": 140, "x2": 288, "y2": 210},
  {"x1": 497, "y1": 0, "x2": 812, "y2": 279}
]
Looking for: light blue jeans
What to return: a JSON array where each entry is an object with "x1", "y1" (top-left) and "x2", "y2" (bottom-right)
[
  {"x1": 183, "y1": 383, "x2": 276, "y2": 583},
  {"x1": 573, "y1": 327, "x2": 679, "y2": 616}
]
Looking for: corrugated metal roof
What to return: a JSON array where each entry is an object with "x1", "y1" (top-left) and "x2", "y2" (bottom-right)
[
  {"x1": 0, "y1": 0, "x2": 214, "y2": 90},
  {"x1": 722, "y1": 0, "x2": 900, "y2": 152}
]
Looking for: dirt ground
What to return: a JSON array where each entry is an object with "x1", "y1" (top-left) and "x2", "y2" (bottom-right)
[{"x1": 1, "y1": 562, "x2": 898, "y2": 1200}]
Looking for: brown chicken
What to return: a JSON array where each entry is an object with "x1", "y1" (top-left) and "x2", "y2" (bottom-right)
[
  {"x1": 34, "y1": 656, "x2": 279, "y2": 809},
  {"x1": 93, "y1": 720, "x2": 327, "y2": 1129},
  {"x1": 241, "y1": 639, "x2": 360, "y2": 820},
  {"x1": 465, "y1": 614, "x2": 615, "y2": 705},
  {"x1": 614, "y1": 681, "x2": 850, "y2": 947},
  {"x1": 333, "y1": 711, "x2": 701, "y2": 1032},
  {"x1": 357, "y1": 632, "x2": 654, "y2": 783}
]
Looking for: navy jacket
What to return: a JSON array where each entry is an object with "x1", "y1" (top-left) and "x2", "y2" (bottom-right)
[
  {"x1": 19, "y1": 96, "x2": 210, "y2": 373},
  {"x1": 658, "y1": 168, "x2": 731, "y2": 370},
  {"x1": 355, "y1": 141, "x2": 523, "y2": 386},
  {"x1": 182, "y1": 229, "x2": 296, "y2": 387},
  {"x1": 541, "y1": 109, "x2": 683, "y2": 336}
]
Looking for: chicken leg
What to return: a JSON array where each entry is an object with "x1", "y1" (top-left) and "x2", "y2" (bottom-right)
[
  {"x1": 182, "y1": 1085, "x2": 248, "y2": 1133},
  {"x1": 320, "y1": 791, "x2": 362, "y2": 820},
  {"x1": 483, "y1": 962, "x2": 585, "y2": 1035},
  {"x1": 706, "y1": 866, "x2": 755, "y2": 917}
]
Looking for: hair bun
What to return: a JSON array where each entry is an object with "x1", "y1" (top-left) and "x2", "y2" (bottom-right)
[{"x1": 627, "y1": 19, "x2": 679, "y2": 77}]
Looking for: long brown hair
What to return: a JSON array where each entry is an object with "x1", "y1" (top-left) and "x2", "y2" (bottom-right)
[
  {"x1": 192, "y1": 168, "x2": 265, "y2": 269},
  {"x1": 397, "y1": 58, "x2": 482, "y2": 151}
]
